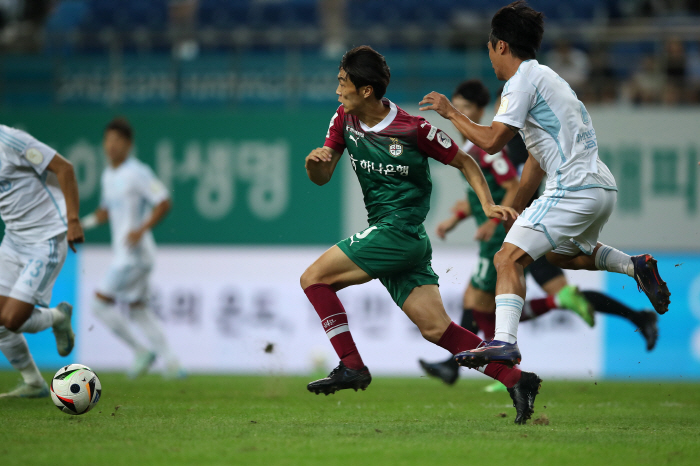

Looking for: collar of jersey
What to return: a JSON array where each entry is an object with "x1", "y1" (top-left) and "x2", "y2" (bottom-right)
[{"x1": 359, "y1": 100, "x2": 397, "y2": 133}]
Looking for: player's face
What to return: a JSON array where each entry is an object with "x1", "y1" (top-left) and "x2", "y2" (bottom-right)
[
  {"x1": 488, "y1": 40, "x2": 505, "y2": 81},
  {"x1": 451, "y1": 95, "x2": 484, "y2": 124},
  {"x1": 103, "y1": 130, "x2": 132, "y2": 167},
  {"x1": 336, "y1": 69, "x2": 363, "y2": 114}
]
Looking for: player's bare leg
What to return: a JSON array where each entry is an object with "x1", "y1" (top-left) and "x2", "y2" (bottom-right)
[
  {"x1": 403, "y1": 284, "x2": 540, "y2": 421},
  {"x1": 0, "y1": 297, "x2": 73, "y2": 357},
  {"x1": 0, "y1": 297, "x2": 50, "y2": 398},
  {"x1": 419, "y1": 284, "x2": 494, "y2": 385},
  {"x1": 302, "y1": 245, "x2": 373, "y2": 395},
  {"x1": 546, "y1": 243, "x2": 671, "y2": 315}
]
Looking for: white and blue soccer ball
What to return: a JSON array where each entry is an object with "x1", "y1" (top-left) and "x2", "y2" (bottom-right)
[{"x1": 50, "y1": 364, "x2": 102, "y2": 415}]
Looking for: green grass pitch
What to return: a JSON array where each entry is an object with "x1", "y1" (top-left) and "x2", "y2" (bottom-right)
[{"x1": 1, "y1": 371, "x2": 699, "y2": 466}]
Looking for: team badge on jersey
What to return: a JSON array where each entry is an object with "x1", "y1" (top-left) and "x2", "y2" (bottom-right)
[
  {"x1": 25, "y1": 148, "x2": 44, "y2": 165},
  {"x1": 497, "y1": 96, "x2": 509, "y2": 115},
  {"x1": 389, "y1": 138, "x2": 403, "y2": 157},
  {"x1": 437, "y1": 132, "x2": 452, "y2": 149}
]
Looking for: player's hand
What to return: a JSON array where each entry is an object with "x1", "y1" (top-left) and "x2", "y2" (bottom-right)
[
  {"x1": 305, "y1": 147, "x2": 333, "y2": 167},
  {"x1": 67, "y1": 218, "x2": 84, "y2": 253},
  {"x1": 474, "y1": 220, "x2": 498, "y2": 242},
  {"x1": 436, "y1": 216, "x2": 460, "y2": 239},
  {"x1": 419, "y1": 92, "x2": 457, "y2": 119},
  {"x1": 126, "y1": 228, "x2": 145, "y2": 247},
  {"x1": 484, "y1": 204, "x2": 518, "y2": 222}
]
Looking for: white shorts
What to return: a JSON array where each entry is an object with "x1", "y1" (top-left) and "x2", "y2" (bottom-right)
[
  {"x1": 0, "y1": 233, "x2": 68, "y2": 307},
  {"x1": 98, "y1": 261, "x2": 152, "y2": 303},
  {"x1": 505, "y1": 188, "x2": 617, "y2": 260}
]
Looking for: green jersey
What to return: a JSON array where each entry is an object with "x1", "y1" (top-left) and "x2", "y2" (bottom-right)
[{"x1": 324, "y1": 100, "x2": 458, "y2": 230}]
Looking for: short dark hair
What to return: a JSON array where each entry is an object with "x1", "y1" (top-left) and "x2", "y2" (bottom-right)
[
  {"x1": 453, "y1": 79, "x2": 490, "y2": 108},
  {"x1": 490, "y1": 1, "x2": 544, "y2": 61},
  {"x1": 105, "y1": 117, "x2": 133, "y2": 141},
  {"x1": 339, "y1": 46, "x2": 391, "y2": 100}
]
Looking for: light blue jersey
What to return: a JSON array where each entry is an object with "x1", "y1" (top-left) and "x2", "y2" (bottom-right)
[{"x1": 493, "y1": 59, "x2": 616, "y2": 195}]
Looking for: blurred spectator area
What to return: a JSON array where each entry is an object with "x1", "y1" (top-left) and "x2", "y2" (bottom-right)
[{"x1": 0, "y1": 0, "x2": 699, "y2": 107}]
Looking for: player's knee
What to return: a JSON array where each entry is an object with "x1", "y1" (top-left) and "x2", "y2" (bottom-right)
[
  {"x1": 493, "y1": 249, "x2": 514, "y2": 273},
  {"x1": 418, "y1": 321, "x2": 448, "y2": 344},
  {"x1": 3, "y1": 314, "x2": 23, "y2": 332},
  {"x1": 300, "y1": 267, "x2": 319, "y2": 290}
]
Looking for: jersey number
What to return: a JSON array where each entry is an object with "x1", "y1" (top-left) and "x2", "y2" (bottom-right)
[{"x1": 475, "y1": 258, "x2": 490, "y2": 281}]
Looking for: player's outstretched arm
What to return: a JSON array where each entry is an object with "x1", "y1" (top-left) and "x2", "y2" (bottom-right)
[
  {"x1": 126, "y1": 199, "x2": 171, "y2": 246},
  {"x1": 511, "y1": 153, "x2": 545, "y2": 214},
  {"x1": 81, "y1": 208, "x2": 109, "y2": 231},
  {"x1": 419, "y1": 92, "x2": 516, "y2": 154},
  {"x1": 305, "y1": 146, "x2": 341, "y2": 186},
  {"x1": 449, "y1": 150, "x2": 518, "y2": 222},
  {"x1": 46, "y1": 154, "x2": 84, "y2": 252}
]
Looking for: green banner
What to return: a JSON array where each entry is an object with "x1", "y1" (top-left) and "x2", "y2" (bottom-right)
[{"x1": 0, "y1": 108, "x2": 342, "y2": 244}]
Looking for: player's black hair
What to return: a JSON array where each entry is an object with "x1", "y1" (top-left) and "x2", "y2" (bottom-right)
[
  {"x1": 105, "y1": 117, "x2": 133, "y2": 141},
  {"x1": 339, "y1": 45, "x2": 391, "y2": 100},
  {"x1": 489, "y1": 1, "x2": 544, "y2": 60},
  {"x1": 453, "y1": 79, "x2": 491, "y2": 108}
]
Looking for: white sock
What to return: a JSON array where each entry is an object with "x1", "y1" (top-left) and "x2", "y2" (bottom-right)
[
  {"x1": 93, "y1": 299, "x2": 146, "y2": 353},
  {"x1": 595, "y1": 244, "x2": 634, "y2": 277},
  {"x1": 15, "y1": 307, "x2": 60, "y2": 334},
  {"x1": 0, "y1": 327, "x2": 44, "y2": 386},
  {"x1": 494, "y1": 294, "x2": 524, "y2": 344},
  {"x1": 130, "y1": 304, "x2": 178, "y2": 366}
]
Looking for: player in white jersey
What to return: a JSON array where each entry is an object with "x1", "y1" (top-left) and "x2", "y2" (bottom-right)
[
  {"x1": 81, "y1": 118, "x2": 182, "y2": 379},
  {"x1": 420, "y1": 1, "x2": 670, "y2": 369},
  {"x1": 0, "y1": 125, "x2": 83, "y2": 398}
]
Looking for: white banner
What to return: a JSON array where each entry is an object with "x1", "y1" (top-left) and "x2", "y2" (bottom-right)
[{"x1": 77, "y1": 246, "x2": 603, "y2": 378}]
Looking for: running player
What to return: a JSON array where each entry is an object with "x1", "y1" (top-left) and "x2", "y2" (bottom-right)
[
  {"x1": 301, "y1": 45, "x2": 539, "y2": 424},
  {"x1": 419, "y1": 1, "x2": 670, "y2": 369},
  {"x1": 81, "y1": 118, "x2": 183, "y2": 379},
  {"x1": 0, "y1": 125, "x2": 82, "y2": 398},
  {"x1": 421, "y1": 82, "x2": 658, "y2": 386}
]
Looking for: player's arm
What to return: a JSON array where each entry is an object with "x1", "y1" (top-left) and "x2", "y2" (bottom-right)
[
  {"x1": 81, "y1": 208, "x2": 109, "y2": 230},
  {"x1": 305, "y1": 146, "x2": 342, "y2": 186},
  {"x1": 126, "y1": 198, "x2": 171, "y2": 247},
  {"x1": 474, "y1": 176, "x2": 519, "y2": 241},
  {"x1": 436, "y1": 199, "x2": 471, "y2": 239},
  {"x1": 46, "y1": 154, "x2": 84, "y2": 252},
  {"x1": 511, "y1": 152, "x2": 545, "y2": 214},
  {"x1": 419, "y1": 92, "x2": 517, "y2": 154},
  {"x1": 449, "y1": 149, "x2": 518, "y2": 221}
]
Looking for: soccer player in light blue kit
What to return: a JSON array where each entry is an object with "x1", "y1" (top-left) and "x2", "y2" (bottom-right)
[
  {"x1": 420, "y1": 1, "x2": 671, "y2": 371},
  {"x1": 0, "y1": 125, "x2": 83, "y2": 398},
  {"x1": 81, "y1": 118, "x2": 182, "y2": 379}
]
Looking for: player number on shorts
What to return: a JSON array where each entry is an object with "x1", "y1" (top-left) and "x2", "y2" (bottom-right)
[
  {"x1": 476, "y1": 258, "x2": 490, "y2": 281},
  {"x1": 22, "y1": 259, "x2": 44, "y2": 278}
]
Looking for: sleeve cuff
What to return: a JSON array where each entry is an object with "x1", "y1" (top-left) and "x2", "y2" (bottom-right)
[{"x1": 324, "y1": 139, "x2": 345, "y2": 154}]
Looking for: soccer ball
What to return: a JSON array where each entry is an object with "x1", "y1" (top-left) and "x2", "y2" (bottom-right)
[{"x1": 50, "y1": 364, "x2": 102, "y2": 415}]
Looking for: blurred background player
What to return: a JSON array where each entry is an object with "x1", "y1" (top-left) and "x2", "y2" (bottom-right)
[
  {"x1": 300, "y1": 46, "x2": 540, "y2": 424},
  {"x1": 420, "y1": 1, "x2": 670, "y2": 369},
  {"x1": 0, "y1": 124, "x2": 82, "y2": 398},
  {"x1": 419, "y1": 80, "x2": 659, "y2": 388},
  {"x1": 81, "y1": 117, "x2": 183, "y2": 379}
]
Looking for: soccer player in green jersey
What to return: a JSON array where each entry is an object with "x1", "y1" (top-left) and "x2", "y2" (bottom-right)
[{"x1": 300, "y1": 46, "x2": 541, "y2": 424}]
